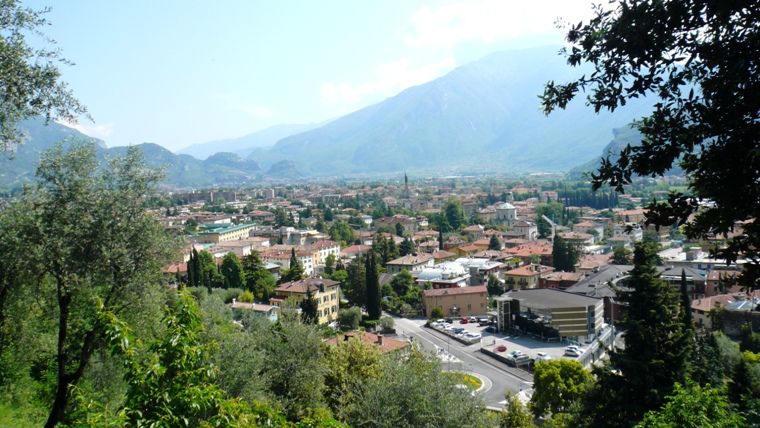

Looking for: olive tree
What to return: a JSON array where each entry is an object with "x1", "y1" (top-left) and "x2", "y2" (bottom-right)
[{"x1": 13, "y1": 142, "x2": 177, "y2": 427}]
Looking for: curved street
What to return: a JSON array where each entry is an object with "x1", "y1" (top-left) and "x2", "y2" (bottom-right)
[{"x1": 391, "y1": 315, "x2": 533, "y2": 409}]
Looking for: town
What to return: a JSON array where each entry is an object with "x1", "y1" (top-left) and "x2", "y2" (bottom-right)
[{"x1": 151, "y1": 175, "x2": 759, "y2": 414}]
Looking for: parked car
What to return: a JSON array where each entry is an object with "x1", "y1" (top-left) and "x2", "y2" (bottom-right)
[
  {"x1": 452, "y1": 327, "x2": 465, "y2": 334},
  {"x1": 445, "y1": 317, "x2": 453, "y2": 323},
  {"x1": 535, "y1": 352, "x2": 552, "y2": 363},
  {"x1": 495, "y1": 344, "x2": 507, "y2": 352},
  {"x1": 468, "y1": 316, "x2": 478, "y2": 323},
  {"x1": 460, "y1": 317, "x2": 469, "y2": 324},
  {"x1": 508, "y1": 350, "x2": 525, "y2": 359},
  {"x1": 564, "y1": 348, "x2": 581, "y2": 357},
  {"x1": 484, "y1": 326, "x2": 497, "y2": 334},
  {"x1": 464, "y1": 332, "x2": 482, "y2": 340},
  {"x1": 478, "y1": 318, "x2": 490, "y2": 326}
]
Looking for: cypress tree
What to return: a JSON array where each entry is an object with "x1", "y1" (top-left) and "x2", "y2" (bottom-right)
[
  {"x1": 365, "y1": 250, "x2": 381, "y2": 320},
  {"x1": 187, "y1": 251, "x2": 196, "y2": 288},
  {"x1": 191, "y1": 248, "x2": 202, "y2": 288},
  {"x1": 577, "y1": 243, "x2": 690, "y2": 427}
]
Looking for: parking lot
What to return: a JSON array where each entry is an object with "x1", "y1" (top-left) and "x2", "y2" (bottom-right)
[{"x1": 429, "y1": 316, "x2": 611, "y2": 367}]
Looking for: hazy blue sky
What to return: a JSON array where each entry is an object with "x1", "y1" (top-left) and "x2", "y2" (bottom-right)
[{"x1": 28, "y1": 1, "x2": 599, "y2": 152}]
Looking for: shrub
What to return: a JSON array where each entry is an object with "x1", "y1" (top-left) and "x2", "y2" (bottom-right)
[{"x1": 238, "y1": 290, "x2": 254, "y2": 303}]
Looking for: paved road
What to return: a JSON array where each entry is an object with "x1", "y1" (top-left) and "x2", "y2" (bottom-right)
[{"x1": 392, "y1": 315, "x2": 533, "y2": 409}]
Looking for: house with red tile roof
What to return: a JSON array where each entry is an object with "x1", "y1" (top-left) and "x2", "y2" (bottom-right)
[{"x1": 324, "y1": 331, "x2": 409, "y2": 353}]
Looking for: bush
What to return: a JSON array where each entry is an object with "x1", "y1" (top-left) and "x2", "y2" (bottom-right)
[
  {"x1": 379, "y1": 316, "x2": 395, "y2": 333},
  {"x1": 430, "y1": 307, "x2": 445, "y2": 320},
  {"x1": 361, "y1": 319, "x2": 378, "y2": 331},
  {"x1": 215, "y1": 288, "x2": 243, "y2": 304},
  {"x1": 338, "y1": 306, "x2": 362, "y2": 330},
  {"x1": 238, "y1": 290, "x2": 254, "y2": 303}
]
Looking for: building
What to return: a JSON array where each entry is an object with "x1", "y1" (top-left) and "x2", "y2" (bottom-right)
[
  {"x1": 496, "y1": 288, "x2": 605, "y2": 343},
  {"x1": 495, "y1": 202, "x2": 518, "y2": 227},
  {"x1": 230, "y1": 300, "x2": 279, "y2": 322},
  {"x1": 513, "y1": 221, "x2": 538, "y2": 241},
  {"x1": 503, "y1": 264, "x2": 555, "y2": 290},
  {"x1": 386, "y1": 253, "x2": 434, "y2": 274},
  {"x1": 196, "y1": 223, "x2": 257, "y2": 244},
  {"x1": 269, "y1": 278, "x2": 340, "y2": 325},
  {"x1": 260, "y1": 249, "x2": 315, "y2": 276},
  {"x1": 422, "y1": 285, "x2": 488, "y2": 318},
  {"x1": 324, "y1": 331, "x2": 410, "y2": 353}
]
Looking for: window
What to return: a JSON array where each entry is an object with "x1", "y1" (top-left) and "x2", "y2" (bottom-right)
[
  {"x1": 480, "y1": 303, "x2": 484, "y2": 308},
  {"x1": 467, "y1": 304, "x2": 471, "y2": 309}
]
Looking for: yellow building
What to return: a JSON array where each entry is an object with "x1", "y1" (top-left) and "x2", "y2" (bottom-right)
[
  {"x1": 269, "y1": 278, "x2": 340, "y2": 325},
  {"x1": 503, "y1": 264, "x2": 555, "y2": 290}
]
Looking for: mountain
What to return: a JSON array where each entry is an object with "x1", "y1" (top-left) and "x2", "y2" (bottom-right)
[
  {"x1": 0, "y1": 118, "x2": 108, "y2": 191},
  {"x1": 177, "y1": 122, "x2": 329, "y2": 160},
  {"x1": 255, "y1": 45, "x2": 656, "y2": 175},
  {"x1": 569, "y1": 124, "x2": 684, "y2": 179},
  {"x1": 0, "y1": 120, "x2": 265, "y2": 191},
  {"x1": 107, "y1": 145, "x2": 263, "y2": 187}
]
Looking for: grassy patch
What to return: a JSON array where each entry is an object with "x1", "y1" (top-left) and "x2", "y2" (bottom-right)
[{"x1": 445, "y1": 372, "x2": 483, "y2": 390}]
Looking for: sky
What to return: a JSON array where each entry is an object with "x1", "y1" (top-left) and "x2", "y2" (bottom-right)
[{"x1": 27, "y1": 0, "x2": 600, "y2": 152}]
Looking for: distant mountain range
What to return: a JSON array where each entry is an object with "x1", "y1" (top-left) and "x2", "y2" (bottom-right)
[
  {"x1": 248, "y1": 45, "x2": 655, "y2": 176},
  {"x1": 0, "y1": 119, "x2": 264, "y2": 191},
  {"x1": 1, "y1": 46, "x2": 661, "y2": 189},
  {"x1": 176, "y1": 121, "x2": 330, "y2": 159}
]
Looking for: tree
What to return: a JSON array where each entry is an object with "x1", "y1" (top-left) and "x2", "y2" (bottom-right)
[
  {"x1": 528, "y1": 253, "x2": 541, "y2": 265},
  {"x1": 395, "y1": 222, "x2": 404, "y2": 237},
  {"x1": 323, "y1": 334, "x2": 383, "y2": 415},
  {"x1": 0, "y1": 2, "x2": 88, "y2": 151},
  {"x1": 83, "y1": 291, "x2": 256, "y2": 427},
  {"x1": 329, "y1": 220, "x2": 354, "y2": 245},
  {"x1": 576, "y1": 243, "x2": 691, "y2": 427},
  {"x1": 636, "y1": 383, "x2": 744, "y2": 428},
  {"x1": 324, "y1": 253, "x2": 336, "y2": 276},
  {"x1": 197, "y1": 250, "x2": 217, "y2": 289},
  {"x1": 344, "y1": 349, "x2": 490, "y2": 428},
  {"x1": 611, "y1": 247, "x2": 633, "y2": 265},
  {"x1": 280, "y1": 248, "x2": 305, "y2": 284},
  {"x1": 726, "y1": 356, "x2": 760, "y2": 422},
  {"x1": 365, "y1": 251, "x2": 381, "y2": 321},
  {"x1": 389, "y1": 270, "x2": 414, "y2": 297},
  {"x1": 486, "y1": 274, "x2": 504, "y2": 297},
  {"x1": 541, "y1": 0, "x2": 760, "y2": 291},
  {"x1": 343, "y1": 257, "x2": 366, "y2": 308},
  {"x1": 301, "y1": 288, "x2": 319, "y2": 325},
  {"x1": 443, "y1": 197, "x2": 466, "y2": 230},
  {"x1": 241, "y1": 251, "x2": 275, "y2": 300},
  {"x1": 6, "y1": 142, "x2": 177, "y2": 427},
  {"x1": 430, "y1": 306, "x2": 445, "y2": 320},
  {"x1": 337, "y1": 307, "x2": 362, "y2": 330},
  {"x1": 500, "y1": 393, "x2": 537, "y2": 428},
  {"x1": 552, "y1": 235, "x2": 579, "y2": 272},
  {"x1": 399, "y1": 236, "x2": 414, "y2": 257},
  {"x1": 220, "y1": 252, "x2": 245, "y2": 290},
  {"x1": 530, "y1": 359, "x2": 592, "y2": 418},
  {"x1": 184, "y1": 217, "x2": 198, "y2": 234},
  {"x1": 488, "y1": 234, "x2": 501, "y2": 250}
]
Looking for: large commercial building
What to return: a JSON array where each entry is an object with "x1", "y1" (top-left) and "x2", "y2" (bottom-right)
[{"x1": 495, "y1": 288, "x2": 604, "y2": 343}]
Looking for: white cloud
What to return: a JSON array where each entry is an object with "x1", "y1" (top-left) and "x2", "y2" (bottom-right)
[
  {"x1": 403, "y1": 0, "x2": 598, "y2": 49},
  {"x1": 320, "y1": 54, "x2": 457, "y2": 104}
]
